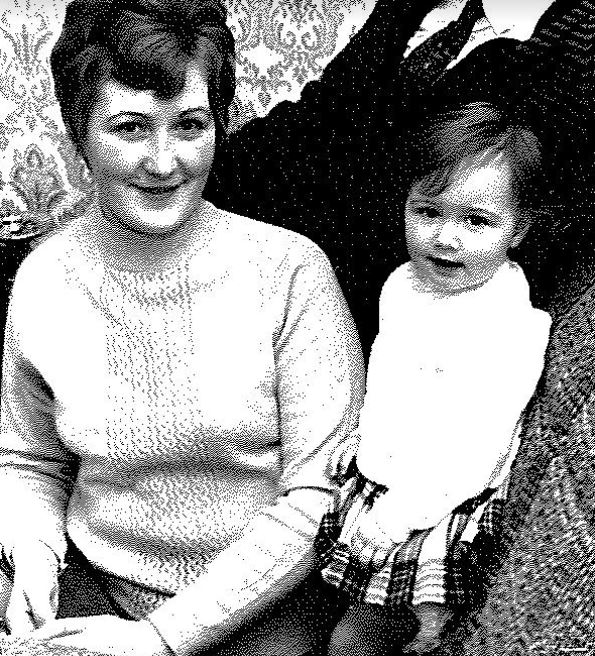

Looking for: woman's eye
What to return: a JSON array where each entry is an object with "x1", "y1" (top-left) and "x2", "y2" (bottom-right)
[
  {"x1": 177, "y1": 118, "x2": 207, "y2": 137},
  {"x1": 114, "y1": 122, "x2": 145, "y2": 138}
]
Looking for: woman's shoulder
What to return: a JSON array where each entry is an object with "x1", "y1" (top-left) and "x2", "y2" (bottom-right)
[
  {"x1": 10, "y1": 225, "x2": 78, "y2": 297},
  {"x1": 221, "y1": 209, "x2": 334, "y2": 270},
  {"x1": 6, "y1": 223, "x2": 85, "y2": 328}
]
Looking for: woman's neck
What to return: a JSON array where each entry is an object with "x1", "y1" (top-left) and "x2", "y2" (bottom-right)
[{"x1": 87, "y1": 198, "x2": 220, "y2": 273}]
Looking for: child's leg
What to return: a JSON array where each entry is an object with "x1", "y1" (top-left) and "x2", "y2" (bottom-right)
[
  {"x1": 404, "y1": 512, "x2": 452, "y2": 652},
  {"x1": 404, "y1": 602, "x2": 452, "y2": 653},
  {"x1": 328, "y1": 602, "x2": 418, "y2": 656}
]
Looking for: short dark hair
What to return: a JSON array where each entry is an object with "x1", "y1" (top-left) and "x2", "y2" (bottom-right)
[
  {"x1": 403, "y1": 102, "x2": 544, "y2": 225},
  {"x1": 50, "y1": 0, "x2": 236, "y2": 153}
]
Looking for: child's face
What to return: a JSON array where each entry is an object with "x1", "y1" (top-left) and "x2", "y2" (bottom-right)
[{"x1": 404, "y1": 153, "x2": 525, "y2": 294}]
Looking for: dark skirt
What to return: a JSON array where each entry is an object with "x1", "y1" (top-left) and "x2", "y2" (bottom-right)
[
  {"x1": 320, "y1": 469, "x2": 508, "y2": 612},
  {"x1": 1, "y1": 543, "x2": 338, "y2": 656}
]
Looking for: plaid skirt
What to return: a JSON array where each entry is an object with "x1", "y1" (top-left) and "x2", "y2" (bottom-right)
[{"x1": 318, "y1": 467, "x2": 508, "y2": 611}]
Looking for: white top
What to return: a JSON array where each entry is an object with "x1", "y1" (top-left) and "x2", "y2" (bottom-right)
[
  {"x1": 0, "y1": 203, "x2": 364, "y2": 655},
  {"x1": 404, "y1": 0, "x2": 557, "y2": 67},
  {"x1": 356, "y1": 260, "x2": 551, "y2": 541}
]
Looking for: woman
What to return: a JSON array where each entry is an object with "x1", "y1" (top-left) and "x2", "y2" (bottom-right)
[
  {"x1": 0, "y1": 1, "x2": 364, "y2": 655},
  {"x1": 206, "y1": 0, "x2": 594, "y2": 359}
]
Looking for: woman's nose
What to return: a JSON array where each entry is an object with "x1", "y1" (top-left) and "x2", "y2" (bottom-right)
[
  {"x1": 434, "y1": 220, "x2": 460, "y2": 249},
  {"x1": 142, "y1": 135, "x2": 178, "y2": 178}
]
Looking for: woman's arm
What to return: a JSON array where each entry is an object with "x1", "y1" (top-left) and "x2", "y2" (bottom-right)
[
  {"x1": 148, "y1": 488, "x2": 330, "y2": 655},
  {"x1": 0, "y1": 267, "x2": 78, "y2": 633},
  {"x1": 149, "y1": 241, "x2": 365, "y2": 656},
  {"x1": 0, "y1": 270, "x2": 76, "y2": 566}
]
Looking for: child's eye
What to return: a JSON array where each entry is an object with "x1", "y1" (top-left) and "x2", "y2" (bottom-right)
[
  {"x1": 466, "y1": 214, "x2": 490, "y2": 228},
  {"x1": 414, "y1": 205, "x2": 440, "y2": 219}
]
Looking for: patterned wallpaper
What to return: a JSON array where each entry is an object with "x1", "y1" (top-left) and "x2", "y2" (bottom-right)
[{"x1": 0, "y1": 0, "x2": 375, "y2": 239}]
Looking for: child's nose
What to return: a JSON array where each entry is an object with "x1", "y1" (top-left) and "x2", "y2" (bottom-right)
[{"x1": 434, "y1": 220, "x2": 460, "y2": 250}]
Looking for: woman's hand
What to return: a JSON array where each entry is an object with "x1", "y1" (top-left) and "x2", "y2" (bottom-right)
[
  {"x1": 32, "y1": 616, "x2": 172, "y2": 655},
  {"x1": 3, "y1": 541, "x2": 59, "y2": 635},
  {"x1": 350, "y1": 506, "x2": 398, "y2": 571}
]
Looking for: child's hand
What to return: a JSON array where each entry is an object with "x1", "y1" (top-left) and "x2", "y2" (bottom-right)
[{"x1": 350, "y1": 507, "x2": 397, "y2": 570}]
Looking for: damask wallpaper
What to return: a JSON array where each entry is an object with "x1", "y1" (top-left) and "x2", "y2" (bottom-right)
[{"x1": 0, "y1": 0, "x2": 375, "y2": 238}]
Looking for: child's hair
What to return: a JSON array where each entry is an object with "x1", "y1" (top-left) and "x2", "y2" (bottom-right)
[{"x1": 403, "y1": 102, "x2": 544, "y2": 227}]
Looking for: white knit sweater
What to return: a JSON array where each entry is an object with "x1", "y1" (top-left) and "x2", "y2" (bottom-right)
[{"x1": 0, "y1": 203, "x2": 364, "y2": 655}]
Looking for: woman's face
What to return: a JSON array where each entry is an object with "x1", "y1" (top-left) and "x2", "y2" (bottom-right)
[
  {"x1": 404, "y1": 153, "x2": 526, "y2": 294},
  {"x1": 84, "y1": 60, "x2": 216, "y2": 235}
]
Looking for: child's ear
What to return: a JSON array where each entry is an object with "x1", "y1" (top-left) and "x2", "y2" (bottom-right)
[{"x1": 511, "y1": 217, "x2": 531, "y2": 249}]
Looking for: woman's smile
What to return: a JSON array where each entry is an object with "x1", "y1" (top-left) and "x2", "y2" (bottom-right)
[{"x1": 131, "y1": 181, "x2": 186, "y2": 198}]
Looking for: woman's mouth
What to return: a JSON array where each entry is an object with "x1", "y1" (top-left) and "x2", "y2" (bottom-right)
[{"x1": 132, "y1": 182, "x2": 185, "y2": 197}]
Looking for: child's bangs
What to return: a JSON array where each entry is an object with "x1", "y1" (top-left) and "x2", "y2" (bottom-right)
[
  {"x1": 414, "y1": 165, "x2": 453, "y2": 198},
  {"x1": 414, "y1": 146, "x2": 507, "y2": 200}
]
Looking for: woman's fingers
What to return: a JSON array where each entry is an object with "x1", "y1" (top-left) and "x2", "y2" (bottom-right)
[
  {"x1": 0, "y1": 567, "x2": 12, "y2": 634},
  {"x1": 32, "y1": 618, "x2": 85, "y2": 641},
  {"x1": 6, "y1": 551, "x2": 59, "y2": 634},
  {"x1": 23, "y1": 579, "x2": 59, "y2": 629},
  {"x1": 5, "y1": 588, "x2": 36, "y2": 635}
]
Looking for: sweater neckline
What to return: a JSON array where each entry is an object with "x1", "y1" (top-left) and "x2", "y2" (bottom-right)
[
  {"x1": 72, "y1": 201, "x2": 231, "y2": 279},
  {"x1": 64, "y1": 202, "x2": 237, "y2": 303}
]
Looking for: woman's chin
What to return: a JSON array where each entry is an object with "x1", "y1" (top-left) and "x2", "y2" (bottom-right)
[
  {"x1": 121, "y1": 216, "x2": 188, "y2": 236},
  {"x1": 100, "y1": 185, "x2": 207, "y2": 237},
  {"x1": 103, "y1": 204, "x2": 203, "y2": 237}
]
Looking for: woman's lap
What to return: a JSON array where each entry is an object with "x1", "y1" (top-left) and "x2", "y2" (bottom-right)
[
  {"x1": 57, "y1": 547, "x2": 338, "y2": 655},
  {"x1": 328, "y1": 601, "x2": 419, "y2": 656}
]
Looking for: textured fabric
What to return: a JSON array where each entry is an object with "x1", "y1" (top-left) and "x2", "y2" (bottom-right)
[
  {"x1": 355, "y1": 261, "x2": 550, "y2": 536},
  {"x1": 403, "y1": 0, "x2": 556, "y2": 65},
  {"x1": 321, "y1": 471, "x2": 507, "y2": 611},
  {"x1": 328, "y1": 601, "x2": 419, "y2": 656},
  {"x1": 148, "y1": 489, "x2": 334, "y2": 655},
  {"x1": 444, "y1": 457, "x2": 595, "y2": 655},
  {"x1": 435, "y1": 281, "x2": 595, "y2": 653},
  {"x1": 398, "y1": 0, "x2": 484, "y2": 87},
  {"x1": 0, "y1": 202, "x2": 364, "y2": 654}
]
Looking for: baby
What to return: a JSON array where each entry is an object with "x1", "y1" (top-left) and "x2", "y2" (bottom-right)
[{"x1": 323, "y1": 101, "x2": 552, "y2": 656}]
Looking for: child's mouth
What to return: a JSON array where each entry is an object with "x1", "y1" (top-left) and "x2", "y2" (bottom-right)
[{"x1": 428, "y1": 256, "x2": 464, "y2": 270}]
